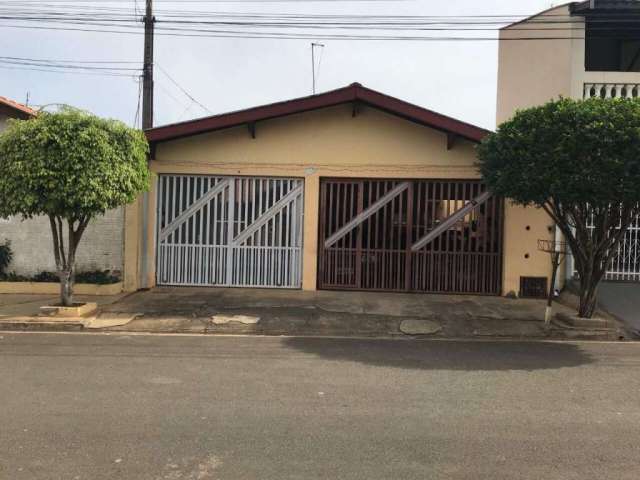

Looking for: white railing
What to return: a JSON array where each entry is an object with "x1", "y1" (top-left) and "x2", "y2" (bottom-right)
[{"x1": 584, "y1": 83, "x2": 640, "y2": 99}]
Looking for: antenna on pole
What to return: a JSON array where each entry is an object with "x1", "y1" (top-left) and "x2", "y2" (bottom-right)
[{"x1": 311, "y1": 42, "x2": 325, "y2": 94}]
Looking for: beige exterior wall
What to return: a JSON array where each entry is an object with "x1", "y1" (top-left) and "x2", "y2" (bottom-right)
[
  {"x1": 496, "y1": 4, "x2": 583, "y2": 293},
  {"x1": 496, "y1": 5, "x2": 577, "y2": 125},
  {"x1": 143, "y1": 103, "x2": 540, "y2": 294}
]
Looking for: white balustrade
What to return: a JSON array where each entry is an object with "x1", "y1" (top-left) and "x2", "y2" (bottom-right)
[{"x1": 584, "y1": 83, "x2": 640, "y2": 99}]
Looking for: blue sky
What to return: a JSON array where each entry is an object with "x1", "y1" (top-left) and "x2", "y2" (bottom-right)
[{"x1": 1, "y1": 0, "x2": 557, "y2": 130}]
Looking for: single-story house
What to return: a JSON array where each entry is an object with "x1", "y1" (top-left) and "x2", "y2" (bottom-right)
[{"x1": 121, "y1": 83, "x2": 554, "y2": 297}]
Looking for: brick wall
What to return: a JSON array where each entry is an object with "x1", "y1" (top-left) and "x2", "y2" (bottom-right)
[{"x1": 0, "y1": 209, "x2": 125, "y2": 276}]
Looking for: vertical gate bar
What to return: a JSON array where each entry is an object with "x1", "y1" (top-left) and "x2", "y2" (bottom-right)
[
  {"x1": 393, "y1": 187, "x2": 399, "y2": 289},
  {"x1": 341, "y1": 183, "x2": 347, "y2": 286},
  {"x1": 171, "y1": 176, "x2": 182, "y2": 244},
  {"x1": 328, "y1": 182, "x2": 334, "y2": 285},
  {"x1": 226, "y1": 178, "x2": 235, "y2": 286},
  {"x1": 270, "y1": 181, "x2": 277, "y2": 286},
  {"x1": 159, "y1": 176, "x2": 166, "y2": 283},
  {"x1": 634, "y1": 213, "x2": 638, "y2": 280},
  {"x1": 493, "y1": 187, "x2": 500, "y2": 292},
  {"x1": 213, "y1": 179, "x2": 220, "y2": 283},
  {"x1": 471, "y1": 183, "x2": 477, "y2": 293},
  {"x1": 318, "y1": 181, "x2": 326, "y2": 288},
  {"x1": 351, "y1": 182, "x2": 356, "y2": 286},
  {"x1": 452, "y1": 181, "x2": 457, "y2": 291},
  {"x1": 355, "y1": 181, "x2": 364, "y2": 288},
  {"x1": 443, "y1": 181, "x2": 450, "y2": 291},
  {"x1": 293, "y1": 182, "x2": 297, "y2": 286},
  {"x1": 337, "y1": 182, "x2": 343, "y2": 286},
  {"x1": 381, "y1": 182, "x2": 388, "y2": 289},
  {"x1": 430, "y1": 181, "x2": 437, "y2": 291},
  {"x1": 296, "y1": 181, "x2": 303, "y2": 286},
  {"x1": 488, "y1": 187, "x2": 496, "y2": 293},
  {"x1": 185, "y1": 178, "x2": 191, "y2": 283},
  {"x1": 335, "y1": 183, "x2": 341, "y2": 285},
  {"x1": 258, "y1": 179, "x2": 263, "y2": 285},
  {"x1": 364, "y1": 181, "x2": 371, "y2": 288},
  {"x1": 414, "y1": 181, "x2": 421, "y2": 290},
  {"x1": 375, "y1": 182, "x2": 381, "y2": 289},
  {"x1": 179, "y1": 176, "x2": 185, "y2": 245},
  {"x1": 405, "y1": 182, "x2": 414, "y2": 291},
  {"x1": 283, "y1": 192, "x2": 288, "y2": 286}
]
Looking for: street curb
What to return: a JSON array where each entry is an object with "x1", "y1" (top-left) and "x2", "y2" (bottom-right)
[
  {"x1": 0, "y1": 325, "x2": 628, "y2": 342},
  {"x1": 0, "y1": 321, "x2": 84, "y2": 332},
  {"x1": 0, "y1": 329, "x2": 636, "y2": 343}
]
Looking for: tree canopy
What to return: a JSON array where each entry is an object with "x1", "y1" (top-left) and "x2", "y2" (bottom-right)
[
  {"x1": 478, "y1": 97, "x2": 640, "y2": 317},
  {"x1": 0, "y1": 107, "x2": 149, "y2": 220}
]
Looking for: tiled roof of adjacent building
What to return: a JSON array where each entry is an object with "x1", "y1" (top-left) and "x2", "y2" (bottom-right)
[{"x1": 0, "y1": 96, "x2": 37, "y2": 118}]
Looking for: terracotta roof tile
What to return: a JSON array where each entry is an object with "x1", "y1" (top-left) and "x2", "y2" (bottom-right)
[{"x1": 0, "y1": 96, "x2": 37, "y2": 117}]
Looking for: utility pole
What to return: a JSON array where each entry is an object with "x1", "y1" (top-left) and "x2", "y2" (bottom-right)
[
  {"x1": 142, "y1": 0, "x2": 155, "y2": 129},
  {"x1": 311, "y1": 42, "x2": 324, "y2": 94},
  {"x1": 139, "y1": 0, "x2": 155, "y2": 289}
]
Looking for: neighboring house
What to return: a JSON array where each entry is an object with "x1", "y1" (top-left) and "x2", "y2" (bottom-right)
[
  {"x1": 0, "y1": 96, "x2": 35, "y2": 128},
  {"x1": 120, "y1": 82, "x2": 551, "y2": 296},
  {"x1": 0, "y1": 96, "x2": 126, "y2": 280},
  {"x1": 497, "y1": 0, "x2": 640, "y2": 290}
]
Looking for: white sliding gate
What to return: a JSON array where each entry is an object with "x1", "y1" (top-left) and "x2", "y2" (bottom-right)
[
  {"x1": 156, "y1": 175, "x2": 304, "y2": 288},
  {"x1": 583, "y1": 212, "x2": 640, "y2": 282}
]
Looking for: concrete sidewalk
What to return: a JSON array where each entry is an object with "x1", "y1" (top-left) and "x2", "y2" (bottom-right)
[
  {"x1": 100, "y1": 287, "x2": 625, "y2": 339},
  {"x1": 0, "y1": 287, "x2": 627, "y2": 340}
]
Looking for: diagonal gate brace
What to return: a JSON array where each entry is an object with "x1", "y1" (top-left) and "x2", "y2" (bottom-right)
[
  {"x1": 231, "y1": 185, "x2": 303, "y2": 246},
  {"x1": 410, "y1": 190, "x2": 493, "y2": 252},
  {"x1": 159, "y1": 179, "x2": 230, "y2": 242},
  {"x1": 324, "y1": 181, "x2": 410, "y2": 249}
]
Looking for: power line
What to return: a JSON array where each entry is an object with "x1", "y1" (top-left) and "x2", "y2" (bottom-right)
[
  {"x1": 156, "y1": 63, "x2": 213, "y2": 114},
  {"x1": 0, "y1": 22, "x2": 596, "y2": 41},
  {"x1": 0, "y1": 55, "x2": 139, "y2": 63},
  {"x1": 0, "y1": 64, "x2": 138, "y2": 77}
]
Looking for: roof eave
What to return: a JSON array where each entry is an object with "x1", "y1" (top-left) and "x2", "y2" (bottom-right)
[{"x1": 145, "y1": 83, "x2": 489, "y2": 147}]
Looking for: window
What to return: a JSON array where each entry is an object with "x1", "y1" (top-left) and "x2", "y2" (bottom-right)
[{"x1": 585, "y1": 20, "x2": 640, "y2": 72}]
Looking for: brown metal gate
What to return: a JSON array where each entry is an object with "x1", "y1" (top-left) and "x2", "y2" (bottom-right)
[{"x1": 318, "y1": 178, "x2": 503, "y2": 295}]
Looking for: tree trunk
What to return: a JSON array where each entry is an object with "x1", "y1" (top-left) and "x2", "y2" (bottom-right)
[
  {"x1": 48, "y1": 215, "x2": 90, "y2": 308},
  {"x1": 59, "y1": 269, "x2": 74, "y2": 307},
  {"x1": 578, "y1": 277, "x2": 598, "y2": 318}
]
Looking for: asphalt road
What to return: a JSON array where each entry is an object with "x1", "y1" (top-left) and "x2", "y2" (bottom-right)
[{"x1": 1, "y1": 333, "x2": 639, "y2": 480}]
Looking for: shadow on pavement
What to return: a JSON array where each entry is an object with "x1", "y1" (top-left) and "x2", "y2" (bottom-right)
[{"x1": 283, "y1": 337, "x2": 594, "y2": 371}]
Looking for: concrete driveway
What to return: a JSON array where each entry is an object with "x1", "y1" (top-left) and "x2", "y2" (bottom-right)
[{"x1": 1, "y1": 333, "x2": 639, "y2": 480}]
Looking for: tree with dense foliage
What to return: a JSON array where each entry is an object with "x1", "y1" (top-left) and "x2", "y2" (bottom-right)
[
  {"x1": 478, "y1": 97, "x2": 640, "y2": 318},
  {"x1": 0, "y1": 108, "x2": 149, "y2": 306}
]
